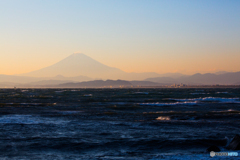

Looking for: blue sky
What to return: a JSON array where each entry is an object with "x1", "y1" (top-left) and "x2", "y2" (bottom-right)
[{"x1": 1, "y1": 0, "x2": 240, "y2": 75}]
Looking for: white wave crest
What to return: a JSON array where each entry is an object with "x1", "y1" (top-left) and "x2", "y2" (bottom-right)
[
  {"x1": 139, "y1": 101, "x2": 198, "y2": 106},
  {"x1": 0, "y1": 115, "x2": 69, "y2": 124},
  {"x1": 172, "y1": 97, "x2": 240, "y2": 103}
]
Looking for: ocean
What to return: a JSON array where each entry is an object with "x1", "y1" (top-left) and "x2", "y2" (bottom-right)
[{"x1": 0, "y1": 88, "x2": 239, "y2": 159}]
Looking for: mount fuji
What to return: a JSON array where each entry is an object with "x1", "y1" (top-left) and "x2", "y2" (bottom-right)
[{"x1": 19, "y1": 53, "x2": 160, "y2": 80}]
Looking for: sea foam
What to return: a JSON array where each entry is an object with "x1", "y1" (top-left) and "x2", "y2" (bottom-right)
[
  {"x1": 139, "y1": 101, "x2": 198, "y2": 106},
  {"x1": 171, "y1": 97, "x2": 240, "y2": 103},
  {"x1": 0, "y1": 115, "x2": 69, "y2": 124}
]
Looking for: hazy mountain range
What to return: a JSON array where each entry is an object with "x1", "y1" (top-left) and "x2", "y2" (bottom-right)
[
  {"x1": 145, "y1": 72, "x2": 240, "y2": 85},
  {"x1": 0, "y1": 53, "x2": 239, "y2": 87},
  {"x1": 19, "y1": 53, "x2": 162, "y2": 80},
  {"x1": 57, "y1": 80, "x2": 163, "y2": 88},
  {"x1": 0, "y1": 79, "x2": 165, "y2": 88}
]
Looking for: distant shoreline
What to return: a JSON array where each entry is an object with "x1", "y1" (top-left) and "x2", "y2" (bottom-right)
[{"x1": 1, "y1": 85, "x2": 240, "y2": 89}]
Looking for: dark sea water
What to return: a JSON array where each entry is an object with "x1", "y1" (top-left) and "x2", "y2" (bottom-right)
[{"x1": 0, "y1": 88, "x2": 240, "y2": 159}]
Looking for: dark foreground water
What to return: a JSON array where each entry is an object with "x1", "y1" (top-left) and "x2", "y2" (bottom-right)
[{"x1": 0, "y1": 88, "x2": 240, "y2": 159}]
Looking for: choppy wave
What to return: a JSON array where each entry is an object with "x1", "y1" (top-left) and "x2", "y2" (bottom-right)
[
  {"x1": 134, "y1": 92, "x2": 149, "y2": 95},
  {"x1": 190, "y1": 93, "x2": 208, "y2": 95},
  {"x1": 21, "y1": 90, "x2": 29, "y2": 92},
  {"x1": 1, "y1": 103, "x2": 55, "y2": 106},
  {"x1": 144, "y1": 111, "x2": 197, "y2": 114},
  {"x1": 146, "y1": 109, "x2": 240, "y2": 114},
  {"x1": 55, "y1": 90, "x2": 66, "y2": 93},
  {"x1": 152, "y1": 154, "x2": 222, "y2": 160},
  {"x1": 0, "y1": 115, "x2": 69, "y2": 124},
  {"x1": 172, "y1": 97, "x2": 240, "y2": 103},
  {"x1": 57, "y1": 111, "x2": 83, "y2": 115},
  {"x1": 216, "y1": 92, "x2": 229, "y2": 94},
  {"x1": 211, "y1": 109, "x2": 240, "y2": 113},
  {"x1": 139, "y1": 101, "x2": 198, "y2": 106},
  {"x1": 1, "y1": 88, "x2": 240, "y2": 159},
  {"x1": 140, "y1": 97, "x2": 240, "y2": 106}
]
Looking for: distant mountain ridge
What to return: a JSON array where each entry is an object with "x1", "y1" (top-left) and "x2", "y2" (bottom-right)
[
  {"x1": 58, "y1": 80, "x2": 165, "y2": 88},
  {"x1": 1, "y1": 72, "x2": 240, "y2": 88},
  {"x1": 58, "y1": 80, "x2": 132, "y2": 88},
  {"x1": 0, "y1": 79, "x2": 165, "y2": 88},
  {"x1": 1, "y1": 53, "x2": 239, "y2": 86},
  {"x1": 18, "y1": 53, "x2": 190, "y2": 80},
  {"x1": 0, "y1": 74, "x2": 92, "y2": 84},
  {"x1": 19, "y1": 53, "x2": 162, "y2": 80},
  {"x1": 19, "y1": 53, "x2": 125, "y2": 79},
  {"x1": 145, "y1": 71, "x2": 240, "y2": 85}
]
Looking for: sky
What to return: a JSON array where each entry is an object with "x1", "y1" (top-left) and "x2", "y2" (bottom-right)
[{"x1": 0, "y1": 0, "x2": 240, "y2": 75}]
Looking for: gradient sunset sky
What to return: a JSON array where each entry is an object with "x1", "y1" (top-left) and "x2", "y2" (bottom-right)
[{"x1": 1, "y1": 0, "x2": 240, "y2": 75}]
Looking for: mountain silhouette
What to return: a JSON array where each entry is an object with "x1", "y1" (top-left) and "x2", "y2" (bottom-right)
[
  {"x1": 56, "y1": 80, "x2": 165, "y2": 88},
  {"x1": 13, "y1": 53, "x2": 240, "y2": 84},
  {"x1": 58, "y1": 80, "x2": 132, "y2": 88},
  {"x1": 19, "y1": 53, "x2": 161, "y2": 80},
  {"x1": 20, "y1": 53, "x2": 126, "y2": 79},
  {"x1": 146, "y1": 72, "x2": 240, "y2": 85}
]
